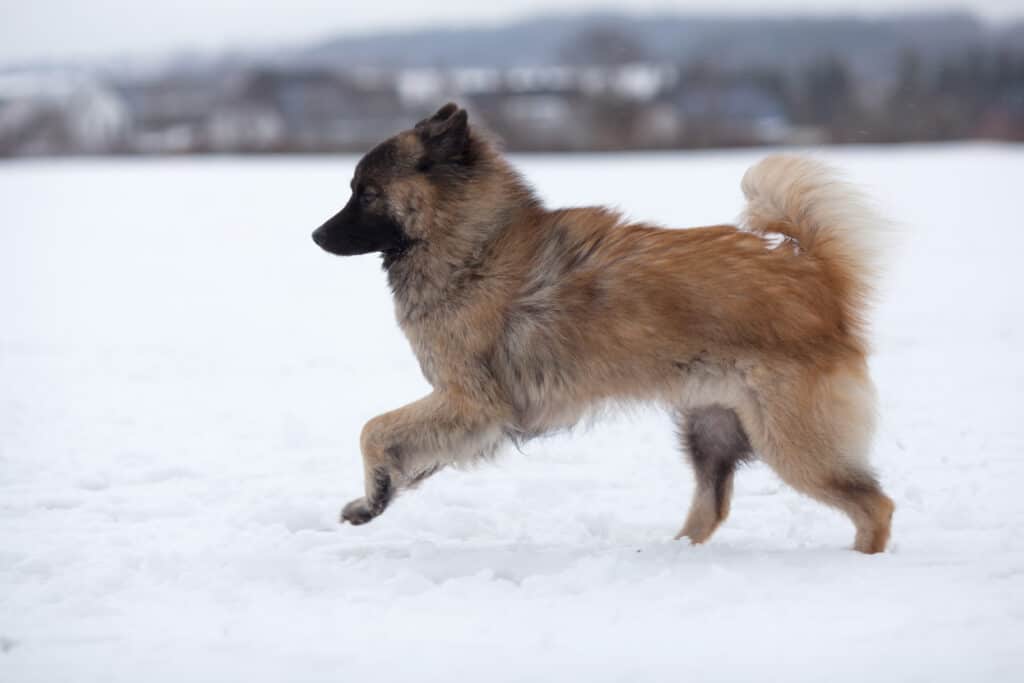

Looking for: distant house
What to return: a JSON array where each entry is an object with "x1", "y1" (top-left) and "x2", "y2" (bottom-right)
[
  {"x1": 226, "y1": 69, "x2": 405, "y2": 152},
  {"x1": 668, "y1": 81, "x2": 791, "y2": 145},
  {"x1": 0, "y1": 72, "x2": 126, "y2": 155},
  {"x1": 114, "y1": 72, "x2": 223, "y2": 153}
]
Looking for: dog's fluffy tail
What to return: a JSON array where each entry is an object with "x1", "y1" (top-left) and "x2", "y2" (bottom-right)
[{"x1": 740, "y1": 155, "x2": 889, "y2": 348}]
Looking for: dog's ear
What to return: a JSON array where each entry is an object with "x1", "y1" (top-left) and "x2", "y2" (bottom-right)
[
  {"x1": 415, "y1": 103, "x2": 470, "y2": 166},
  {"x1": 415, "y1": 102, "x2": 459, "y2": 129}
]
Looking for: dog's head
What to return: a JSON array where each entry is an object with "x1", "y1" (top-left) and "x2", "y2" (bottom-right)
[{"x1": 311, "y1": 103, "x2": 483, "y2": 264}]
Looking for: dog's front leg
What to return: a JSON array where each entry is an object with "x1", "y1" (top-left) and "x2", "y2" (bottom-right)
[{"x1": 341, "y1": 391, "x2": 502, "y2": 525}]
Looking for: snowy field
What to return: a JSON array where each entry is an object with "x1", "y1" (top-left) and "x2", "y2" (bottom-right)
[{"x1": 2, "y1": 145, "x2": 1023, "y2": 682}]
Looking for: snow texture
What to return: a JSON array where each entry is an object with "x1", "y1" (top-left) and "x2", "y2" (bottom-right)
[{"x1": 1, "y1": 146, "x2": 1023, "y2": 681}]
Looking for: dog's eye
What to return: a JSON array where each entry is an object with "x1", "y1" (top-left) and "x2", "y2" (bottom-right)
[{"x1": 360, "y1": 189, "x2": 378, "y2": 205}]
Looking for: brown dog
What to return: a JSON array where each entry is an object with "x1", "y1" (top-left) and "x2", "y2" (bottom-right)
[{"x1": 312, "y1": 103, "x2": 894, "y2": 553}]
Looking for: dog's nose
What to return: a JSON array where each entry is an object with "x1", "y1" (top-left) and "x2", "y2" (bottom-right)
[{"x1": 312, "y1": 228, "x2": 325, "y2": 247}]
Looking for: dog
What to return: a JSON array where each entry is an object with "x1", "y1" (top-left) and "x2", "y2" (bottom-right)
[{"x1": 312, "y1": 102, "x2": 894, "y2": 553}]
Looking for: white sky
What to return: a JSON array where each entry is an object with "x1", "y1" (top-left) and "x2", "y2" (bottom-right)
[{"x1": 0, "y1": 0, "x2": 1020, "y2": 66}]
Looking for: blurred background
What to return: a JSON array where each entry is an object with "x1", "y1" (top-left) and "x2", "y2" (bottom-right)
[
  {"x1": 1, "y1": 0, "x2": 1022, "y2": 156},
  {"x1": 4, "y1": 5, "x2": 1024, "y2": 680}
]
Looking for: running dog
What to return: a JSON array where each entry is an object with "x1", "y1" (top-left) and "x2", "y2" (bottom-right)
[{"x1": 312, "y1": 103, "x2": 894, "y2": 553}]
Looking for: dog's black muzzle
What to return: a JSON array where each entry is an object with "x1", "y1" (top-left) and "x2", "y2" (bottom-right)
[{"x1": 312, "y1": 196, "x2": 405, "y2": 257}]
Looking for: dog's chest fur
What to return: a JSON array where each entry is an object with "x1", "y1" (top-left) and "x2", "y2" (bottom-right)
[{"x1": 387, "y1": 249, "x2": 507, "y2": 394}]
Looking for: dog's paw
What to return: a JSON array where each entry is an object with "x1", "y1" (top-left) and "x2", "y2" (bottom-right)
[{"x1": 340, "y1": 497, "x2": 376, "y2": 525}]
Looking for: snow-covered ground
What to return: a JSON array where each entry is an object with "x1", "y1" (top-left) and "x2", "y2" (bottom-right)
[{"x1": 2, "y1": 145, "x2": 1022, "y2": 682}]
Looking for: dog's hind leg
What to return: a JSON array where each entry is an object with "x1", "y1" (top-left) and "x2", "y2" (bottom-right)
[
  {"x1": 675, "y1": 405, "x2": 754, "y2": 544},
  {"x1": 758, "y1": 435, "x2": 894, "y2": 553},
  {"x1": 751, "y1": 362, "x2": 894, "y2": 553},
  {"x1": 759, "y1": 438, "x2": 894, "y2": 554},
  {"x1": 340, "y1": 391, "x2": 503, "y2": 525}
]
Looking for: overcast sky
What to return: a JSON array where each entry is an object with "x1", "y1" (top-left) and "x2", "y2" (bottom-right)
[{"x1": 1, "y1": 0, "x2": 1020, "y2": 66}]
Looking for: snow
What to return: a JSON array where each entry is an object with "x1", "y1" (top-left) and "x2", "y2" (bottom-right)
[{"x1": 2, "y1": 145, "x2": 1023, "y2": 681}]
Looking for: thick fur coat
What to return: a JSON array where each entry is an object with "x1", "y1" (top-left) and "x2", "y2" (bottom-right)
[{"x1": 312, "y1": 103, "x2": 894, "y2": 553}]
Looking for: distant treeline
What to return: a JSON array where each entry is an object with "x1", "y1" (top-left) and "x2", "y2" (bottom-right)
[{"x1": 1, "y1": 13, "x2": 1022, "y2": 156}]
